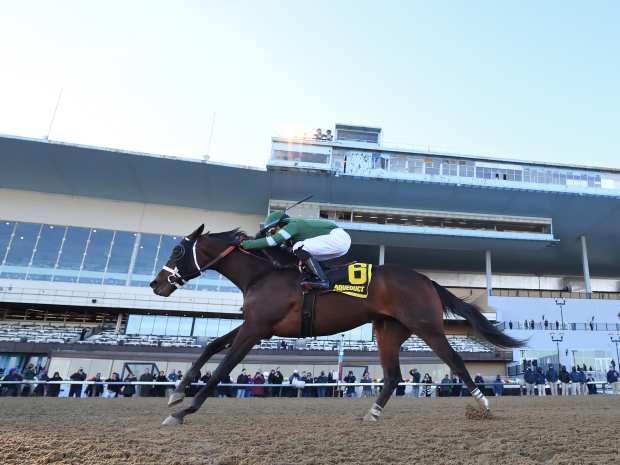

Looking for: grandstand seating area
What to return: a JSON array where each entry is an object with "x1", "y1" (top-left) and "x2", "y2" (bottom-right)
[
  {"x1": 0, "y1": 322, "x2": 494, "y2": 352},
  {"x1": 78, "y1": 330, "x2": 202, "y2": 348},
  {"x1": 0, "y1": 323, "x2": 86, "y2": 343}
]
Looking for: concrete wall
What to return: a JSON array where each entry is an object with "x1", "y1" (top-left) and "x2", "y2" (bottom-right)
[{"x1": 0, "y1": 188, "x2": 263, "y2": 235}]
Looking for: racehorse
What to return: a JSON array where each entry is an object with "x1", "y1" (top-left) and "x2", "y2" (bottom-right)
[{"x1": 150, "y1": 225, "x2": 524, "y2": 425}]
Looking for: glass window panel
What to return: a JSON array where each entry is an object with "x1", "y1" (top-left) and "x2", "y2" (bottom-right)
[
  {"x1": 0, "y1": 221, "x2": 16, "y2": 262},
  {"x1": 139, "y1": 315, "x2": 155, "y2": 334},
  {"x1": 230, "y1": 319, "x2": 243, "y2": 331},
  {"x1": 55, "y1": 227, "x2": 89, "y2": 273},
  {"x1": 126, "y1": 315, "x2": 141, "y2": 334},
  {"x1": 159, "y1": 316, "x2": 179, "y2": 336},
  {"x1": 31, "y1": 225, "x2": 65, "y2": 270},
  {"x1": 4, "y1": 222, "x2": 40, "y2": 266},
  {"x1": 155, "y1": 235, "x2": 181, "y2": 271},
  {"x1": 106, "y1": 231, "x2": 136, "y2": 273},
  {"x1": 193, "y1": 318, "x2": 207, "y2": 337},
  {"x1": 205, "y1": 319, "x2": 220, "y2": 338},
  {"x1": 82, "y1": 229, "x2": 114, "y2": 272},
  {"x1": 132, "y1": 233, "x2": 160, "y2": 275},
  {"x1": 178, "y1": 317, "x2": 192, "y2": 336}
]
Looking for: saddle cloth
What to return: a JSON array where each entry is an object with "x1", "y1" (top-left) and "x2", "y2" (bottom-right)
[{"x1": 325, "y1": 262, "x2": 373, "y2": 299}]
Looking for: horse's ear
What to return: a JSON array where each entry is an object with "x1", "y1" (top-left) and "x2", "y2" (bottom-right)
[{"x1": 189, "y1": 224, "x2": 205, "y2": 239}]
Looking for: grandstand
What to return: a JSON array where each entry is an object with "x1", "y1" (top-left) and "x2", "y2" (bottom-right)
[{"x1": 1, "y1": 125, "x2": 619, "y2": 381}]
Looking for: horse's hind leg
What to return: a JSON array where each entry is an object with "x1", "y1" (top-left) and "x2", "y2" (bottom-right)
[
  {"x1": 420, "y1": 330, "x2": 489, "y2": 412},
  {"x1": 163, "y1": 324, "x2": 264, "y2": 425},
  {"x1": 363, "y1": 318, "x2": 411, "y2": 422},
  {"x1": 168, "y1": 326, "x2": 240, "y2": 406}
]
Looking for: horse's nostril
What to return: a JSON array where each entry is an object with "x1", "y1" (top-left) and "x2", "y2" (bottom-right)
[{"x1": 149, "y1": 280, "x2": 157, "y2": 289}]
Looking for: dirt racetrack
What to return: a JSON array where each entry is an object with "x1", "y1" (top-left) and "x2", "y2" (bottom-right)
[{"x1": 1, "y1": 396, "x2": 619, "y2": 465}]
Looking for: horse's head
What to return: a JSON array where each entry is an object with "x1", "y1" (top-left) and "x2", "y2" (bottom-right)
[{"x1": 150, "y1": 225, "x2": 246, "y2": 297}]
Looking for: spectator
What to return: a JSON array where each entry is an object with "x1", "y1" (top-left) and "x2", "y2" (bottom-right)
[
  {"x1": 360, "y1": 371, "x2": 373, "y2": 397},
  {"x1": 2, "y1": 368, "x2": 23, "y2": 396},
  {"x1": 343, "y1": 371, "x2": 356, "y2": 398},
  {"x1": 21, "y1": 364, "x2": 36, "y2": 396},
  {"x1": 236, "y1": 368, "x2": 249, "y2": 398},
  {"x1": 316, "y1": 370, "x2": 328, "y2": 398},
  {"x1": 168, "y1": 370, "x2": 178, "y2": 382},
  {"x1": 555, "y1": 320, "x2": 560, "y2": 330},
  {"x1": 302, "y1": 371, "x2": 314, "y2": 397},
  {"x1": 251, "y1": 371, "x2": 266, "y2": 397},
  {"x1": 578, "y1": 368, "x2": 587, "y2": 396},
  {"x1": 559, "y1": 366, "x2": 570, "y2": 396},
  {"x1": 68, "y1": 368, "x2": 86, "y2": 398},
  {"x1": 451, "y1": 376, "x2": 462, "y2": 397},
  {"x1": 508, "y1": 321, "x2": 513, "y2": 329},
  {"x1": 85, "y1": 373, "x2": 104, "y2": 397},
  {"x1": 325, "y1": 129, "x2": 333, "y2": 141},
  {"x1": 313, "y1": 128, "x2": 323, "y2": 140},
  {"x1": 105, "y1": 372, "x2": 122, "y2": 398},
  {"x1": 122, "y1": 373, "x2": 137, "y2": 397},
  {"x1": 586, "y1": 374, "x2": 597, "y2": 394},
  {"x1": 474, "y1": 373, "x2": 485, "y2": 394},
  {"x1": 409, "y1": 368, "x2": 421, "y2": 398},
  {"x1": 289, "y1": 370, "x2": 304, "y2": 398},
  {"x1": 268, "y1": 368, "x2": 283, "y2": 397},
  {"x1": 546, "y1": 365, "x2": 559, "y2": 396},
  {"x1": 493, "y1": 375, "x2": 504, "y2": 396},
  {"x1": 569, "y1": 367, "x2": 580, "y2": 395},
  {"x1": 33, "y1": 369, "x2": 49, "y2": 397},
  {"x1": 524, "y1": 367, "x2": 536, "y2": 396},
  {"x1": 200, "y1": 371, "x2": 212, "y2": 384},
  {"x1": 422, "y1": 373, "x2": 433, "y2": 397},
  {"x1": 186, "y1": 370, "x2": 201, "y2": 397},
  {"x1": 139, "y1": 368, "x2": 154, "y2": 397},
  {"x1": 47, "y1": 372, "x2": 63, "y2": 397},
  {"x1": 606, "y1": 365, "x2": 619, "y2": 395},
  {"x1": 217, "y1": 374, "x2": 232, "y2": 398},
  {"x1": 154, "y1": 371, "x2": 168, "y2": 397},
  {"x1": 439, "y1": 374, "x2": 452, "y2": 397},
  {"x1": 535, "y1": 368, "x2": 546, "y2": 396}
]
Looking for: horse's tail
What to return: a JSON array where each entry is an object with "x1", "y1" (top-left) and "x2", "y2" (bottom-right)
[{"x1": 431, "y1": 281, "x2": 525, "y2": 349}]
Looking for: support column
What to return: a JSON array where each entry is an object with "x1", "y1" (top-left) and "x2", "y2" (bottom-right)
[
  {"x1": 126, "y1": 233, "x2": 141, "y2": 286},
  {"x1": 378, "y1": 245, "x2": 385, "y2": 265},
  {"x1": 115, "y1": 313, "x2": 123, "y2": 334},
  {"x1": 485, "y1": 250, "x2": 492, "y2": 296},
  {"x1": 580, "y1": 235, "x2": 592, "y2": 298}
]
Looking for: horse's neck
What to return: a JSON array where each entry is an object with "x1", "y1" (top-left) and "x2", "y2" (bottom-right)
[{"x1": 213, "y1": 250, "x2": 279, "y2": 293}]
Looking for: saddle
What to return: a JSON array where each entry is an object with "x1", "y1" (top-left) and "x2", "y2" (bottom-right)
[{"x1": 299, "y1": 262, "x2": 373, "y2": 338}]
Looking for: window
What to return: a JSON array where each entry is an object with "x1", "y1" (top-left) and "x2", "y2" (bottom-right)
[
  {"x1": 0, "y1": 221, "x2": 15, "y2": 263},
  {"x1": 131, "y1": 233, "x2": 161, "y2": 286},
  {"x1": 458, "y1": 161, "x2": 474, "y2": 177},
  {"x1": 53, "y1": 227, "x2": 90, "y2": 282},
  {"x1": 441, "y1": 160, "x2": 458, "y2": 177},
  {"x1": 28, "y1": 224, "x2": 66, "y2": 281},
  {"x1": 389, "y1": 155, "x2": 408, "y2": 173},
  {"x1": 104, "y1": 231, "x2": 136, "y2": 285},
  {"x1": 155, "y1": 235, "x2": 180, "y2": 271},
  {"x1": 79, "y1": 228, "x2": 114, "y2": 284},
  {"x1": 1, "y1": 222, "x2": 41, "y2": 279},
  {"x1": 424, "y1": 158, "x2": 441, "y2": 175}
]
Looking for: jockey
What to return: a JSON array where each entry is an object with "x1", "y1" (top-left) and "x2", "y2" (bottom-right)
[{"x1": 240, "y1": 210, "x2": 351, "y2": 289}]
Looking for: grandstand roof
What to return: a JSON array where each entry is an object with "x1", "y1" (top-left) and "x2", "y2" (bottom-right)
[{"x1": 1, "y1": 134, "x2": 619, "y2": 276}]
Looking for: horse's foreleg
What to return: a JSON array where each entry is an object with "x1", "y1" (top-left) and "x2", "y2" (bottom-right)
[
  {"x1": 364, "y1": 318, "x2": 410, "y2": 422},
  {"x1": 163, "y1": 325, "x2": 264, "y2": 425},
  {"x1": 168, "y1": 326, "x2": 241, "y2": 406}
]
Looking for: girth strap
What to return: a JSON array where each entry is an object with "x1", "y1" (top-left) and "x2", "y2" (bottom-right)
[{"x1": 300, "y1": 291, "x2": 317, "y2": 338}]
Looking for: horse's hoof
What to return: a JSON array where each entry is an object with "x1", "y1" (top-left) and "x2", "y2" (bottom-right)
[
  {"x1": 161, "y1": 415, "x2": 182, "y2": 426},
  {"x1": 167, "y1": 391, "x2": 185, "y2": 407},
  {"x1": 362, "y1": 412, "x2": 379, "y2": 422}
]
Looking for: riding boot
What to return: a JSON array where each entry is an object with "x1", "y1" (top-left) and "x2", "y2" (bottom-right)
[{"x1": 301, "y1": 256, "x2": 330, "y2": 290}]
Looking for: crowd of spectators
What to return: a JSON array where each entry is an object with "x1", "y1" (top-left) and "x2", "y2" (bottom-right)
[{"x1": 1, "y1": 363, "x2": 618, "y2": 399}]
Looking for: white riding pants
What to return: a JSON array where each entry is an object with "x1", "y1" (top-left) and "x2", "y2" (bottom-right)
[{"x1": 292, "y1": 228, "x2": 351, "y2": 261}]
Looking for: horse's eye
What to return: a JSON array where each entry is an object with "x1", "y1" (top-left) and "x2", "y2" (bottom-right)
[{"x1": 171, "y1": 245, "x2": 185, "y2": 260}]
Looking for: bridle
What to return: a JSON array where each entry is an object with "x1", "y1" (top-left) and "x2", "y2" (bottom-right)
[{"x1": 162, "y1": 236, "x2": 236, "y2": 288}]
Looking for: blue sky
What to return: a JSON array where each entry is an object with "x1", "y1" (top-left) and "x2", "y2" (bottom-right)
[{"x1": 1, "y1": 1, "x2": 618, "y2": 168}]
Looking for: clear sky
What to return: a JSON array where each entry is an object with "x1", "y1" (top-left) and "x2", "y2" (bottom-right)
[{"x1": 1, "y1": 1, "x2": 618, "y2": 168}]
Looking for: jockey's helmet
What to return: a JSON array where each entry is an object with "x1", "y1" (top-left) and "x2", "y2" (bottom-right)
[{"x1": 263, "y1": 210, "x2": 289, "y2": 230}]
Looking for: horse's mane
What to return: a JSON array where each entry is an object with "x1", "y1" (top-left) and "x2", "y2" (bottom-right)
[{"x1": 206, "y1": 228, "x2": 297, "y2": 268}]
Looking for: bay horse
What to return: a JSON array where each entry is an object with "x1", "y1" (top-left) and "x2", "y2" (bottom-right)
[{"x1": 150, "y1": 225, "x2": 523, "y2": 425}]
